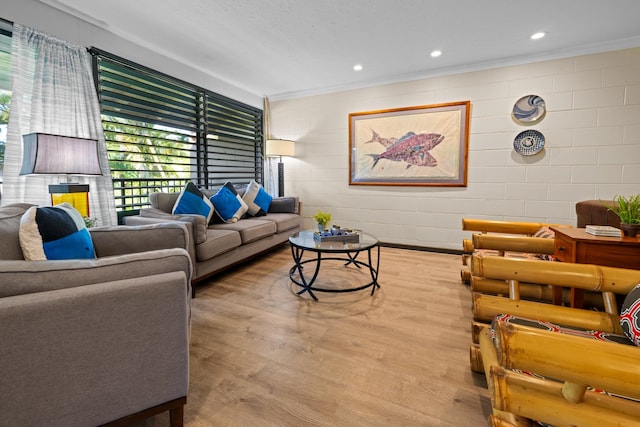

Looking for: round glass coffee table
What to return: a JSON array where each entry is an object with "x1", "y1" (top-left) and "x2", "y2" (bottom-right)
[{"x1": 288, "y1": 230, "x2": 380, "y2": 301}]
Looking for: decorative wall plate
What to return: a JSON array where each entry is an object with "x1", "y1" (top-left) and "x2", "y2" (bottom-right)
[
  {"x1": 512, "y1": 95, "x2": 546, "y2": 125},
  {"x1": 513, "y1": 130, "x2": 545, "y2": 156}
]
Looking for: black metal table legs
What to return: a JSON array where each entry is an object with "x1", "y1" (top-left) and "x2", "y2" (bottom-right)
[{"x1": 289, "y1": 244, "x2": 380, "y2": 300}]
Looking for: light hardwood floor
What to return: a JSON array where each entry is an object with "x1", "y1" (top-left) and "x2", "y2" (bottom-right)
[{"x1": 138, "y1": 245, "x2": 491, "y2": 426}]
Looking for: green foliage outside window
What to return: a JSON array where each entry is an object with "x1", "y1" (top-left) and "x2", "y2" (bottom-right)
[{"x1": 0, "y1": 92, "x2": 9, "y2": 166}]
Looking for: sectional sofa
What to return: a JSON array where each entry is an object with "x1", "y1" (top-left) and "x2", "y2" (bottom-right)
[{"x1": 124, "y1": 186, "x2": 301, "y2": 289}]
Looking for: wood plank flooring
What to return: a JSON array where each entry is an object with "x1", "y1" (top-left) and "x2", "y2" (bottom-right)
[{"x1": 135, "y1": 245, "x2": 491, "y2": 426}]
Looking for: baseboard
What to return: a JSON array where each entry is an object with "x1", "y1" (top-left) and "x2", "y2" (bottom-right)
[{"x1": 379, "y1": 241, "x2": 463, "y2": 255}]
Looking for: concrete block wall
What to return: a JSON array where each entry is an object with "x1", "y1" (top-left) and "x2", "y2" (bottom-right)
[{"x1": 269, "y1": 48, "x2": 640, "y2": 251}]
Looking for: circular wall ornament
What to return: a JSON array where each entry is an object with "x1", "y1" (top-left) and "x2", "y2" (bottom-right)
[
  {"x1": 512, "y1": 95, "x2": 546, "y2": 125},
  {"x1": 513, "y1": 130, "x2": 545, "y2": 156}
]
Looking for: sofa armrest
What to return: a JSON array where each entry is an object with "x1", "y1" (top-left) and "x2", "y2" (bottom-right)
[
  {"x1": 0, "y1": 248, "x2": 192, "y2": 298},
  {"x1": 576, "y1": 200, "x2": 621, "y2": 228},
  {"x1": 0, "y1": 271, "x2": 190, "y2": 426},
  {"x1": 269, "y1": 196, "x2": 300, "y2": 214},
  {"x1": 90, "y1": 222, "x2": 191, "y2": 257},
  {"x1": 130, "y1": 208, "x2": 208, "y2": 245}
]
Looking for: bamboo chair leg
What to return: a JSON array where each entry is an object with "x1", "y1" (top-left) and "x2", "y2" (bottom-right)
[
  {"x1": 469, "y1": 343, "x2": 484, "y2": 373},
  {"x1": 461, "y1": 269, "x2": 471, "y2": 284},
  {"x1": 479, "y1": 328, "x2": 533, "y2": 427},
  {"x1": 471, "y1": 321, "x2": 488, "y2": 344}
]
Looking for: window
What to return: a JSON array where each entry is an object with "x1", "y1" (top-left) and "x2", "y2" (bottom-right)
[{"x1": 91, "y1": 49, "x2": 264, "y2": 213}]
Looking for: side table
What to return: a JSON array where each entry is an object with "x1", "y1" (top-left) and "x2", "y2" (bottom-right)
[{"x1": 551, "y1": 226, "x2": 640, "y2": 307}]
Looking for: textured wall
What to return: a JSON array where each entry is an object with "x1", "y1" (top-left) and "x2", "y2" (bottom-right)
[{"x1": 270, "y1": 48, "x2": 640, "y2": 251}]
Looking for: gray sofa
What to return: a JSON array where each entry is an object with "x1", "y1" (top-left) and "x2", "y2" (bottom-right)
[
  {"x1": 0, "y1": 203, "x2": 192, "y2": 427},
  {"x1": 123, "y1": 188, "x2": 302, "y2": 287}
]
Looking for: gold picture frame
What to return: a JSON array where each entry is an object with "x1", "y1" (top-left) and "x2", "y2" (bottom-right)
[{"x1": 349, "y1": 101, "x2": 470, "y2": 186}]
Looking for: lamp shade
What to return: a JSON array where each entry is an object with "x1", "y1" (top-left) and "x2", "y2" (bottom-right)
[
  {"x1": 20, "y1": 133, "x2": 102, "y2": 176},
  {"x1": 266, "y1": 139, "x2": 295, "y2": 157}
]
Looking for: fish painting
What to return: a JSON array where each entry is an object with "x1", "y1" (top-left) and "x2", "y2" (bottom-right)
[
  {"x1": 365, "y1": 130, "x2": 399, "y2": 148},
  {"x1": 366, "y1": 130, "x2": 445, "y2": 168}
]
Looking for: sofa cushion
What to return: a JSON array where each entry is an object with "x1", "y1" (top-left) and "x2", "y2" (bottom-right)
[
  {"x1": 620, "y1": 284, "x2": 640, "y2": 346},
  {"x1": 0, "y1": 203, "x2": 34, "y2": 260},
  {"x1": 210, "y1": 219, "x2": 276, "y2": 244},
  {"x1": 172, "y1": 182, "x2": 214, "y2": 223},
  {"x1": 19, "y1": 203, "x2": 96, "y2": 261},
  {"x1": 150, "y1": 192, "x2": 180, "y2": 213},
  {"x1": 210, "y1": 182, "x2": 248, "y2": 223},
  {"x1": 195, "y1": 229, "x2": 242, "y2": 261},
  {"x1": 242, "y1": 180, "x2": 272, "y2": 216},
  {"x1": 261, "y1": 212, "x2": 301, "y2": 234}
]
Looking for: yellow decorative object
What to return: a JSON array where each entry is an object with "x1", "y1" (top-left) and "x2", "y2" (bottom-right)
[{"x1": 49, "y1": 184, "x2": 90, "y2": 217}]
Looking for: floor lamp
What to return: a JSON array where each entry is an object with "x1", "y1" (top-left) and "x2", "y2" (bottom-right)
[
  {"x1": 19, "y1": 132, "x2": 102, "y2": 217},
  {"x1": 266, "y1": 139, "x2": 295, "y2": 197}
]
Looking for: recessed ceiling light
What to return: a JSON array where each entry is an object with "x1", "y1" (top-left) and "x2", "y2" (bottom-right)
[
  {"x1": 353, "y1": 64, "x2": 363, "y2": 71},
  {"x1": 531, "y1": 32, "x2": 545, "y2": 40},
  {"x1": 430, "y1": 50, "x2": 442, "y2": 58}
]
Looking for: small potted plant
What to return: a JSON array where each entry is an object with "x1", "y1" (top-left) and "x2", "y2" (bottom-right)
[
  {"x1": 606, "y1": 194, "x2": 640, "y2": 237},
  {"x1": 313, "y1": 210, "x2": 331, "y2": 232},
  {"x1": 83, "y1": 216, "x2": 98, "y2": 228}
]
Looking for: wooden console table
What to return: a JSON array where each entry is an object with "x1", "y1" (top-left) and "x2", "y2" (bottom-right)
[{"x1": 551, "y1": 226, "x2": 640, "y2": 307}]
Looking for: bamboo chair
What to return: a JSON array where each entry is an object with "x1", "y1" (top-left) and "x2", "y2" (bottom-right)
[
  {"x1": 469, "y1": 254, "x2": 640, "y2": 370},
  {"x1": 470, "y1": 254, "x2": 640, "y2": 426},
  {"x1": 480, "y1": 321, "x2": 640, "y2": 427},
  {"x1": 460, "y1": 218, "x2": 568, "y2": 284}
]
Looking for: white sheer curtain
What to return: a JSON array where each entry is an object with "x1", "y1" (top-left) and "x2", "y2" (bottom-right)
[
  {"x1": 264, "y1": 157, "x2": 279, "y2": 196},
  {"x1": 3, "y1": 24, "x2": 116, "y2": 226},
  {"x1": 263, "y1": 97, "x2": 278, "y2": 196}
]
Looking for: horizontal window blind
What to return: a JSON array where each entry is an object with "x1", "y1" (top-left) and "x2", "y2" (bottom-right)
[
  {"x1": 91, "y1": 49, "x2": 263, "y2": 212},
  {"x1": 206, "y1": 93, "x2": 263, "y2": 187}
]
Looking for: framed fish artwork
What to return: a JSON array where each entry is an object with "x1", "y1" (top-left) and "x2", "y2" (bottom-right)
[{"x1": 349, "y1": 101, "x2": 470, "y2": 186}]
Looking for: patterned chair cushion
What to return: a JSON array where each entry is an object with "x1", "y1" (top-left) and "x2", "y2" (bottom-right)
[
  {"x1": 621, "y1": 284, "x2": 640, "y2": 346},
  {"x1": 491, "y1": 313, "x2": 632, "y2": 346}
]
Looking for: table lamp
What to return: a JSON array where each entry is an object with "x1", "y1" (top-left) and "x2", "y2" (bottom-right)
[
  {"x1": 20, "y1": 133, "x2": 102, "y2": 217},
  {"x1": 266, "y1": 139, "x2": 295, "y2": 197}
]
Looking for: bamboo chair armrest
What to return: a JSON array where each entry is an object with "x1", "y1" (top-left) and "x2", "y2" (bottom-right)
[
  {"x1": 489, "y1": 367, "x2": 640, "y2": 426},
  {"x1": 462, "y1": 218, "x2": 570, "y2": 235},
  {"x1": 471, "y1": 254, "x2": 640, "y2": 295},
  {"x1": 472, "y1": 292, "x2": 621, "y2": 333},
  {"x1": 493, "y1": 320, "x2": 640, "y2": 400},
  {"x1": 462, "y1": 218, "x2": 545, "y2": 235},
  {"x1": 470, "y1": 277, "x2": 606, "y2": 309},
  {"x1": 472, "y1": 233, "x2": 555, "y2": 254}
]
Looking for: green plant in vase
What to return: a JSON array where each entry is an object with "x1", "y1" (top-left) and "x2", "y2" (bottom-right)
[
  {"x1": 313, "y1": 210, "x2": 331, "y2": 232},
  {"x1": 83, "y1": 216, "x2": 98, "y2": 228},
  {"x1": 606, "y1": 194, "x2": 640, "y2": 237}
]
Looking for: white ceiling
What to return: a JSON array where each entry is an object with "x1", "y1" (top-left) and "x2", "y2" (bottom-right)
[{"x1": 39, "y1": 0, "x2": 640, "y2": 100}]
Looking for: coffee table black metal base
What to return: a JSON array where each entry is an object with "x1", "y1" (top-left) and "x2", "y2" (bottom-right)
[{"x1": 288, "y1": 230, "x2": 380, "y2": 301}]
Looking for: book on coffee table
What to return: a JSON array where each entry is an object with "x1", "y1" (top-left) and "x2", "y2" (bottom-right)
[{"x1": 585, "y1": 225, "x2": 622, "y2": 237}]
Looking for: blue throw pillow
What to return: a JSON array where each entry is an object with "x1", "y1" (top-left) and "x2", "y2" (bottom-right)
[
  {"x1": 242, "y1": 180, "x2": 273, "y2": 216},
  {"x1": 19, "y1": 203, "x2": 96, "y2": 260},
  {"x1": 172, "y1": 182, "x2": 214, "y2": 223},
  {"x1": 210, "y1": 182, "x2": 248, "y2": 223}
]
